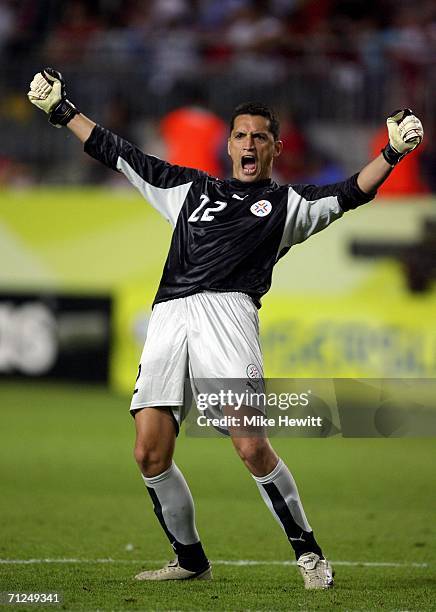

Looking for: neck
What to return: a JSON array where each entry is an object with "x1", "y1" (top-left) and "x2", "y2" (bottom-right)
[{"x1": 229, "y1": 177, "x2": 272, "y2": 187}]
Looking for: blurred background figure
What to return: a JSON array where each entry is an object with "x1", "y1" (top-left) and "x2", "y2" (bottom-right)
[
  {"x1": 43, "y1": 0, "x2": 102, "y2": 64},
  {"x1": 224, "y1": 0, "x2": 286, "y2": 84},
  {"x1": 159, "y1": 87, "x2": 227, "y2": 177},
  {"x1": 146, "y1": 0, "x2": 201, "y2": 97},
  {"x1": 273, "y1": 110, "x2": 309, "y2": 183},
  {"x1": 0, "y1": 156, "x2": 34, "y2": 187}
]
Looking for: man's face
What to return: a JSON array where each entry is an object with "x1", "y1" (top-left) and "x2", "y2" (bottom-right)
[{"x1": 228, "y1": 114, "x2": 282, "y2": 182}]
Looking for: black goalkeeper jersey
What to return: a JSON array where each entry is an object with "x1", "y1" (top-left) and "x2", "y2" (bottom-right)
[{"x1": 85, "y1": 125, "x2": 375, "y2": 308}]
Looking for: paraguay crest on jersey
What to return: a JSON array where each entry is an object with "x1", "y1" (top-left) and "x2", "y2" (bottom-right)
[{"x1": 250, "y1": 200, "x2": 272, "y2": 217}]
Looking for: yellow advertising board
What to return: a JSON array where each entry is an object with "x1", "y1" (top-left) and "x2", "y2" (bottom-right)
[{"x1": 110, "y1": 264, "x2": 436, "y2": 395}]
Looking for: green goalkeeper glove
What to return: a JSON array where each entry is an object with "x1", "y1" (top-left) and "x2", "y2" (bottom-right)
[
  {"x1": 27, "y1": 68, "x2": 79, "y2": 128},
  {"x1": 382, "y1": 108, "x2": 424, "y2": 166}
]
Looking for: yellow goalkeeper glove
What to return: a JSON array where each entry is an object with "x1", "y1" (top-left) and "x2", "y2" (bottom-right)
[
  {"x1": 382, "y1": 109, "x2": 424, "y2": 166},
  {"x1": 27, "y1": 68, "x2": 79, "y2": 128}
]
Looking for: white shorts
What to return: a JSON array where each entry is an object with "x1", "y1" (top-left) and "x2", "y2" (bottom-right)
[{"x1": 130, "y1": 291, "x2": 264, "y2": 429}]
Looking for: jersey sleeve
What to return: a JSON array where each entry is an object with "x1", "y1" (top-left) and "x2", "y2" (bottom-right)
[
  {"x1": 84, "y1": 124, "x2": 206, "y2": 227},
  {"x1": 277, "y1": 173, "x2": 376, "y2": 257}
]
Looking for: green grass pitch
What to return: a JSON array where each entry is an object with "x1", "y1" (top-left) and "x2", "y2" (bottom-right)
[{"x1": 1, "y1": 383, "x2": 435, "y2": 611}]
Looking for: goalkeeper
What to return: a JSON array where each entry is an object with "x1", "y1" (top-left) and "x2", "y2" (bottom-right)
[{"x1": 28, "y1": 68, "x2": 423, "y2": 590}]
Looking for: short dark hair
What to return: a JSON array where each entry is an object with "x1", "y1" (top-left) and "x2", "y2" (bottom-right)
[{"x1": 229, "y1": 102, "x2": 280, "y2": 140}]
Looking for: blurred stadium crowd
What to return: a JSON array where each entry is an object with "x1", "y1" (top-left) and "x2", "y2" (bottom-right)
[{"x1": 0, "y1": 0, "x2": 435, "y2": 190}]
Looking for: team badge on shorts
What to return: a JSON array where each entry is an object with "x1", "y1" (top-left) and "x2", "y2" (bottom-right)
[
  {"x1": 246, "y1": 363, "x2": 261, "y2": 378},
  {"x1": 250, "y1": 200, "x2": 272, "y2": 217}
]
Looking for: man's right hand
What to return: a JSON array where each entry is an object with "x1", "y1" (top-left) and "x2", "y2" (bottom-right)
[
  {"x1": 28, "y1": 69, "x2": 62, "y2": 114},
  {"x1": 27, "y1": 67, "x2": 79, "y2": 128}
]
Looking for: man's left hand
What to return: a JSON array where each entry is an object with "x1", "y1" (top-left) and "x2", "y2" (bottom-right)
[{"x1": 383, "y1": 109, "x2": 424, "y2": 166}]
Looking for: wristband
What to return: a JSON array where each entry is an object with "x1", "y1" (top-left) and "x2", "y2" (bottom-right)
[
  {"x1": 381, "y1": 142, "x2": 405, "y2": 166},
  {"x1": 49, "y1": 99, "x2": 79, "y2": 128}
]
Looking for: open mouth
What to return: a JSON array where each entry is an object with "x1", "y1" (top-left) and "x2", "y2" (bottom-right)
[{"x1": 241, "y1": 155, "x2": 257, "y2": 175}]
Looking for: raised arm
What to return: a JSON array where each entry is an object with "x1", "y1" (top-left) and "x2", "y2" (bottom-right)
[
  {"x1": 357, "y1": 109, "x2": 423, "y2": 194},
  {"x1": 27, "y1": 67, "x2": 206, "y2": 226},
  {"x1": 68, "y1": 113, "x2": 96, "y2": 143},
  {"x1": 278, "y1": 109, "x2": 424, "y2": 254},
  {"x1": 27, "y1": 68, "x2": 95, "y2": 142},
  {"x1": 357, "y1": 154, "x2": 393, "y2": 194}
]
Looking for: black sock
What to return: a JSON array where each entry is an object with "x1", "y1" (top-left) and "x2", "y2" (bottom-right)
[
  {"x1": 176, "y1": 541, "x2": 209, "y2": 572},
  {"x1": 289, "y1": 530, "x2": 324, "y2": 560}
]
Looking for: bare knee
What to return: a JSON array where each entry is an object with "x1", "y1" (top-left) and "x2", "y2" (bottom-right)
[
  {"x1": 133, "y1": 407, "x2": 176, "y2": 477},
  {"x1": 232, "y1": 438, "x2": 278, "y2": 477},
  {"x1": 134, "y1": 442, "x2": 172, "y2": 477}
]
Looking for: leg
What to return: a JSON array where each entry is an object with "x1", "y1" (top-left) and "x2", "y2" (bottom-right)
[
  {"x1": 133, "y1": 407, "x2": 210, "y2": 580},
  {"x1": 225, "y1": 406, "x2": 333, "y2": 589},
  {"x1": 224, "y1": 406, "x2": 279, "y2": 477},
  {"x1": 187, "y1": 292, "x2": 332, "y2": 587},
  {"x1": 225, "y1": 405, "x2": 318, "y2": 551},
  {"x1": 134, "y1": 406, "x2": 176, "y2": 477}
]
